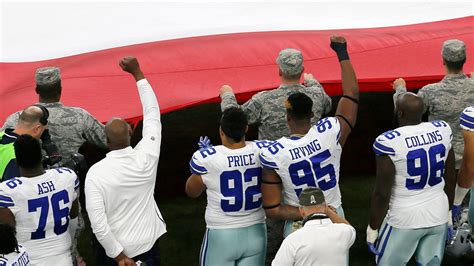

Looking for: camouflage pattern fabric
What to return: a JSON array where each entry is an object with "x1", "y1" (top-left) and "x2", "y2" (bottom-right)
[
  {"x1": 394, "y1": 74, "x2": 474, "y2": 169},
  {"x1": 1, "y1": 102, "x2": 107, "y2": 163},
  {"x1": 221, "y1": 81, "x2": 332, "y2": 140}
]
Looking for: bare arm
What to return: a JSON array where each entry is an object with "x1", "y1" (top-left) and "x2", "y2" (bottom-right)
[
  {"x1": 0, "y1": 208, "x2": 15, "y2": 228},
  {"x1": 185, "y1": 174, "x2": 206, "y2": 198},
  {"x1": 331, "y1": 35, "x2": 359, "y2": 147},
  {"x1": 325, "y1": 205, "x2": 350, "y2": 225},
  {"x1": 261, "y1": 168, "x2": 302, "y2": 221},
  {"x1": 70, "y1": 199, "x2": 79, "y2": 219},
  {"x1": 444, "y1": 148, "x2": 456, "y2": 209},
  {"x1": 458, "y1": 130, "x2": 474, "y2": 188},
  {"x1": 369, "y1": 155, "x2": 395, "y2": 230}
]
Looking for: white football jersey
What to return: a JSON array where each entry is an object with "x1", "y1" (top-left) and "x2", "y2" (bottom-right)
[
  {"x1": 373, "y1": 121, "x2": 452, "y2": 229},
  {"x1": 190, "y1": 142, "x2": 268, "y2": 229},
  {"x1": 460, "y1": 106, "x2": 474, "y2": 132},
  {"x1": 0, "y1": 245, "x2": 29, "y2": 266},
  {"x1": 259, "y1": 117, "x2": 342, "y2": 208},
  {"x1": 0, "y1": 168, "x2": 79, "y2": 262}
]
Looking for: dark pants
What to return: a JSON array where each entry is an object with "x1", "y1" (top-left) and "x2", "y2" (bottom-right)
[
  {"x1": 265, "y1": 218, "x2": 285, "y2": 266},
  {"x1": 93, "y1": 235, "x2": 160, "y2": 266}
]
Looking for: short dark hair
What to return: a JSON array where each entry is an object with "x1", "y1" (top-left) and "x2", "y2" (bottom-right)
[
  {"x1": 220, "y1": 107, "x2": 248, "y2": 143},
  {"x1": 281, "y1": 70, "x2": 303, "y2": 81},
  {"x1": 444, "y1": 58, "x2": 465, "y2": 72},
  {"x1": 0, "y1": 224, "x2": 18, "y2": 254},
  {"x1": 36, "y1": 81, "x2": 62, "y2": 99},
  {"x1": 286, "y1": 92, "x2": 313, "y2": 121},
  {"x1": 14, "y1": 134, "x2": 42, "y2": 169}
]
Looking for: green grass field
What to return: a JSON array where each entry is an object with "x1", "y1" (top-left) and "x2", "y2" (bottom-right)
[{"x1": 78, "y1": 175, "x2": 471, "y2": 266}]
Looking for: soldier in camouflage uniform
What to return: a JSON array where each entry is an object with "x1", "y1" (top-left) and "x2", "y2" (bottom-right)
[
  {"x1": 220, "y1": 48, "x2": 332, "y2": 265},
  {"x1": 393, "y1": 40, "x2": 474, "y2": 225},
  {"x1": 1, "y1": 67, "x2": 107, "y2": 266},
  {"x1": 393, "y1": 39, "x2": 474, "y2": 169}
]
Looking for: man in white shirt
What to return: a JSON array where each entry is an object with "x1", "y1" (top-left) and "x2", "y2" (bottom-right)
[
  {"x1": 272, "y1": 187, "x2": 355, "y2": 266},
  {"x1": 85, "y1": 57, "x2": 166, "y2": 266}
]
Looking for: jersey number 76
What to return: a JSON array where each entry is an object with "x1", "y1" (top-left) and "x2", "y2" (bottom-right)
[{"x1": 28, "y1": 189, "x2": 70, "y2": 240}]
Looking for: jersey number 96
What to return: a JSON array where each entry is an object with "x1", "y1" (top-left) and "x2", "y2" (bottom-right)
[{"x1": 406, "y1": 143, "x2": 445, "y2": 190}]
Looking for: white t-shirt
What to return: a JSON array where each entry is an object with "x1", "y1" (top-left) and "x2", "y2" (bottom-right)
[
  {"x1": 259, "y1": 117, "x2": 342, "y2": 208},
  {"x1": 85, "y1": 79, "x2": 166, "y2": 259},
  {"x1": 460, "y1": 106, "x2": 474, "y2": 131},
  {"x1": 0, "y1": 245, "x2": 30, "y2": 266},
  {"x1": 190, "y1": 141, "x2": 268, "y2": 229},
  {"x1": 373, "y1": 120, "x2": 452, "y2": 228},
  {"x1": 272, "y1": 218, "x2": 355, "y2": 266},
  {"x1": 0, "y1": 168, "x2": 78, "y2": 263}
]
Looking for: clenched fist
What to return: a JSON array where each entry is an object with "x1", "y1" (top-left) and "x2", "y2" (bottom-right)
[
  {"x1": 393, "y1": 78, "x2": 406, "y2": 90},
  {"x1": 119, "y1": 57, "x2": 144, "y2": 81},
  {"x1": 220, "y1": 85, "x2": 234, "y2": 97}
]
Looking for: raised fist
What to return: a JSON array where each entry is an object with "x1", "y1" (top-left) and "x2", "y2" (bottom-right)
[
  {"x1": 393, "y1": 78, "x2": 406, "y2": 90},
  {"x1": 119, "y1": 57, "x2": 141, "y2": 75},
  {"x1": 330, "y1": 35, "x2": 346, "y2": 44},
  {"x1": 330, "y1": 35, "x2": 349, "y2": 61},
  {"x1": 220, "y1": 85, "x2": 234, "y2": 97}
]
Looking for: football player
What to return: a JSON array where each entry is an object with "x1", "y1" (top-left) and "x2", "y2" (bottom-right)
[
  {"x1": 259, "y1": 35, "x2": 359, "y2": 236},
  {"x1": 367, "y1": 93, "x2": 456, "y2": 265},
  {"x1": 452, "y1": 106, "x2": 474, "y2": 224},
  {"x1": 186, "y1": 107, "x2": 270, "y2": 266},
  {"x1": 0, "y1": 135, "x2": 79, "y2": 265}
]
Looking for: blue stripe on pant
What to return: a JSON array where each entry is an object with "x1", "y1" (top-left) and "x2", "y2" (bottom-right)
[
  {"x1": 375, "y1": 219, "x2": 447, "y2": 266},
  {"x1": 200, "y1": 223, "x2": 267, "y2": 266}
]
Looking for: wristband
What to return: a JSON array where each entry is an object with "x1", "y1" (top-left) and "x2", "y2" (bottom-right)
[
  {"x1": 454, "y1": 185, "x2": 470, "y2": 205},
  {"x1": 330, "y1": 42, "x2": 350, "y2": 62},
  {"x1": 263, "y1": 203, "x2": 280, "y2": 210},
  {"x1": 366, "y1": 225, "x2": 379, "y2": 243},
  {"x1": 336, "y1": 114, "x2": 353, "y2": 131}
]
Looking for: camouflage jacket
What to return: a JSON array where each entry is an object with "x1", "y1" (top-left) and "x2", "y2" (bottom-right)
[
  {"x1": 221, "y1": 80, "x2": 332, "y2": 140},
  {"x1": 394, "y1": 73, "x2": 474, "y2": 167},
  {"x1": 1, "y1": 102, "x2": 107, "y2": 164}
]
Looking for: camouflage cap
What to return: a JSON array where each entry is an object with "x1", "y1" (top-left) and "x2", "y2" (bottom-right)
[
  {"x1": 35, "y1": 67, "x2": 61, "y2": 86},
  {"x1": 276, "y1": 48, "x2": 303, "y2": 76},
  {"x1": 299, "y1": 187, "x2": 325, "y2": 206},
  {"x1": 442, "y1": 40, "x2": 466, "y2": 62}
]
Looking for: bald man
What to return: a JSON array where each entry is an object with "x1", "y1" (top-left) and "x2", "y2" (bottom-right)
[
  {"x1": 0, "y1": 105, "x2": 48, "y2": 181},
  {"x1": 367, "y1": 92, "x2": 456, "y2": 265},
  {"x1": 85, "y1": 57, "x2": 166, "y2": 266}
]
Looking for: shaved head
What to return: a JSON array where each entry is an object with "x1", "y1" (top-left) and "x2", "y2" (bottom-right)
[
  {"x1": 13, "y1": 105, "x2": 47, "y2": 139},
  {"x1": 18, "y1": 106, "x2": 44, "y2": 126},
  {"x1": 105, "y1": 118, "x2": 131, "y2": 150},
  {"x1": 395, "y1": 93, "x2": 425, "y2": 125}
]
